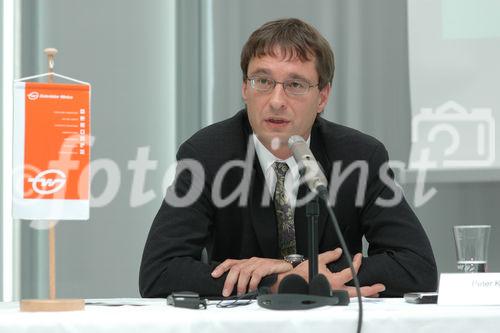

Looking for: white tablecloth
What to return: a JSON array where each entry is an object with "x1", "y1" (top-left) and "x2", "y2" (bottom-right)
[{"x1": 0, "y1": 298, "x2": 499, "y2": 333}]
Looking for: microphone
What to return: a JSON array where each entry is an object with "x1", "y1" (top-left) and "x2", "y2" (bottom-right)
[
  {"x1": 288, "y1": 135, "x2": 328, "y2": 195},
  {"x1": 265, "y1": 135, "x2": 362, "y2": 332}
]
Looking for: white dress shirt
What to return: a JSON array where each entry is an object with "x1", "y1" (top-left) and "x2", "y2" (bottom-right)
[{"x1": 252, "y1": 134, "x2": 310, "y2": 208}]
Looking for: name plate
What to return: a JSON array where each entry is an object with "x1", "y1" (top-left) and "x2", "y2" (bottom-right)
[{"x1": 438, "y1": 273, "x2": 500, "y2": 305}]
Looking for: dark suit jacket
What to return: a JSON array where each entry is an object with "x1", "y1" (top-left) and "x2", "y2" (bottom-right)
[{"x1": 139, "y1": 110, "x2": 437, "y2": 297}]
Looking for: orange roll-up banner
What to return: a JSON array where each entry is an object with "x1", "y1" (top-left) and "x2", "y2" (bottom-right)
[{"x1": 13, "y1": 81, "x2": 91, "y2": 220}]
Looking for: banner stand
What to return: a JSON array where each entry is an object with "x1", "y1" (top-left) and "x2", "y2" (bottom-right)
[{"x1": 19, "y1": 49, "x2": 85, "y2": 312}]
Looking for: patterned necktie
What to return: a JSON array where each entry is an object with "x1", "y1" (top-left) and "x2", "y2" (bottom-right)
[{"x1": 273, "y1": 162, "x2": 296, "y2": 258}]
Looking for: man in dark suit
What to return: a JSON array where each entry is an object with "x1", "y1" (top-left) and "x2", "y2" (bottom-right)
[{"x1": 139, "y1": 18, "x2": 437, "y2": 298}]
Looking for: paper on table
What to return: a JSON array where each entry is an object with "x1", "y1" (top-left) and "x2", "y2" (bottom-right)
[{"x1": 85, "y1": 298, "x2": 166, "y2": 306}]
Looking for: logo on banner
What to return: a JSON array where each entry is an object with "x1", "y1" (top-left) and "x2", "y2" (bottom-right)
[
  {"x1": 28, "y1": 169, "x2": 67, "y2": 195},
  {"x1": 27, "y1": 91, "x2": 39, "y2": 100}
]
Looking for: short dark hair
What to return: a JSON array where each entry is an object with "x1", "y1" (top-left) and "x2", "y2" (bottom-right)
[{"x1": 240, "y1": 18, "x2": 335, "y2": 90}]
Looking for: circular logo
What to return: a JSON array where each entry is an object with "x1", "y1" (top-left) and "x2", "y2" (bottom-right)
[
  {"x1": 27, "y1": 91, "x2": 40, "y2": 100},
  {"x1": 28, "y1": 169, "x2": 67, "y2": 195}
]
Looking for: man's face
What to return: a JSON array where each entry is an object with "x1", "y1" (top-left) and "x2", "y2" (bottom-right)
[{"x1": 242, "y1": 51, "x2": 331, "y2": 154}]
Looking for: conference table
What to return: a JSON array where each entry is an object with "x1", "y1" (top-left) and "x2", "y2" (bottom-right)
[{"x1": 0, "y1": 297, "x2": 499, "y2": 333}]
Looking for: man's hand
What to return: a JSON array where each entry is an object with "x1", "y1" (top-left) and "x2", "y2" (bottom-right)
[
  {"x1": 287, "y1": 248, "x2": 385, "y2": 297},
  {"x1": 211, "y1": 257, "x2": 293, "y2": 297}
]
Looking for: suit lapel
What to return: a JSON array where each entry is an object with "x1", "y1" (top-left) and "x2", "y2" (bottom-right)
[{"x1": 312, "y1": 124, "x2": 331, "y2": 239}]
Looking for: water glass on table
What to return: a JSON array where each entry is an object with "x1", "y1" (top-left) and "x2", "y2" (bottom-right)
[{"x1": 453, "y1": 225, "x2": 491, "y2": 273}]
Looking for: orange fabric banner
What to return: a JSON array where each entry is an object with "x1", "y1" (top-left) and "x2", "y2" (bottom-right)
[{"x1": 13, "y1": 81, "x2": 91, "y2": 220}]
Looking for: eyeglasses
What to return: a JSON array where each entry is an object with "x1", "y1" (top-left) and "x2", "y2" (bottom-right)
[{"x1": 246, "y1": 76, "x2": 319, "y2": 96}]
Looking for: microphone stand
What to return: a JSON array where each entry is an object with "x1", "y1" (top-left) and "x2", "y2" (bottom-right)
[
  {"x1": 257, "y1": 184, "x2": 351, "y2": 311},
  {"x1": 306, "y1": 193, "x2": 319, "y2": 282}
]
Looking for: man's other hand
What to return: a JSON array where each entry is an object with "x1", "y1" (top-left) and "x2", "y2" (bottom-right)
[{"x1": 288, "y1": 248, "x2": 386, "y2": 297}]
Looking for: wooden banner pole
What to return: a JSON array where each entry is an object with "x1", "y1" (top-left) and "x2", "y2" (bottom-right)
[
  {"x1": 48, "y1": 222, "x2": 56, "y2": 300},
  {"x1": 45, "y1": 48, "x2": 58, "y2": 301}
]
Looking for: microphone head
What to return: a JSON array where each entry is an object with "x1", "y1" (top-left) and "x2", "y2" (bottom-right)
[
  {"x1": 288, "y1": 135, "x2": 306, "y2": 149},
  {"x1": 278, "y1": 274, "x2": 309, "y2": 294},
  {"x1": 309, "y1": 274, "x2": 331, "y2": 297}
]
